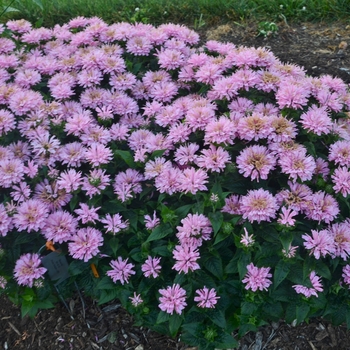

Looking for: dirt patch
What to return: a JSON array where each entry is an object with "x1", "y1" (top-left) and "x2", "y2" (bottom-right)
[{"x1": 203, "y1": 20, "x2": 350, "y2": 83}]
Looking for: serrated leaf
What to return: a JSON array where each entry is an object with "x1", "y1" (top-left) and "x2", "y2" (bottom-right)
[
  {"x1": 274, "y1": 260, "x2": 290, "y2": 289},
  {"x1": 156, "y1": 311, "x2": 170, "y2": 324},
  {"x1": 146, "y1": 224, "x2": 173, "y2": 242},
  {"x1": 215, "y1": 333, "x2": 239, "y2": 349},
  {"x1": 114, "y1": 149, "x2": 136, "y2": 167},
  {"x1": 169, "y1": 313, "x2": 183, "y2": 337},
  {"x1": 207, "y1": 309, "x2": 226, "y2": 328},
  {"x1": 296, "y1": 303, "x2": 310, "y2": 324},
  {"x1": 237, "y1": 253, "x2": 251, "y2": 280},
  {"x1": 204, "y1": 255, "x2": 223, "y2": 280},
  {"x1": 98, "y1": 289, "x2": 119, "y2": 305},
  {"x1": 174, "y1": 204, "x2": 193, "y2": 219},
  {"x1": 97, "y1": 276, "x2": 117, "y2": 290},
  {"x1": 208, "y1": 211, "x2": 223, "y2": 235},
  {"x1": 315, "y1": 260, "x2": 331, "y2": 280}
]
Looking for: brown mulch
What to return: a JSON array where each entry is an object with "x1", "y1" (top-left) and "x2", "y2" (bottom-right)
[{"x1": 2, "y1": 20, "x2": 350, "y2": 350}]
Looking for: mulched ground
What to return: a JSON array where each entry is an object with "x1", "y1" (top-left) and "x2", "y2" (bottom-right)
[{"x1": 1, "y1": 20, "x2": 350, "y2": 350}]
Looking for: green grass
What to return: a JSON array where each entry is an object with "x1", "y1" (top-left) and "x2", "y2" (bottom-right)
[{"x1": 1, "y1": 0, "x2": 350, "y2": 27}]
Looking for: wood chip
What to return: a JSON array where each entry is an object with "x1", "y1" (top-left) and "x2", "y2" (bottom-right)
[
  {"x1": 308, "y1": 340, "x2": 317, "y2": 350},
  {"x1": 8, "y1": 321, "x2": 21, "y2": 336}
]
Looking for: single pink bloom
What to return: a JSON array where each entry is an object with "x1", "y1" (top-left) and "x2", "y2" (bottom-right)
[
  {"x1": 158, "y1": 284, "x2": 187, "y2": 315},
  {"x1": 242, "y1": 263, "x2": 272, "y2": 292},
  {"x1": 107, "y1": 257, "x2": 135, "y2": 285},
  {"x1": 141, "y1": 256, "x2": 162, "y2": 278},
  {"x1": 194, "y1": 287, "x2": 220, "y2": 308},
  {"x1": 14, "y1": 253, "x2": 47, "y2": 287}
]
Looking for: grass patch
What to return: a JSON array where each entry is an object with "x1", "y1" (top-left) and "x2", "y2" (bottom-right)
[{"x1": 1, "y1": 0, "x2": 350, "y2": 28}]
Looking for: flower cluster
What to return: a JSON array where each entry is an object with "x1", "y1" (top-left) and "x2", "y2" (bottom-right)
[{"x1": 1, "y1": 17, "x2": 350, "y2": 344}]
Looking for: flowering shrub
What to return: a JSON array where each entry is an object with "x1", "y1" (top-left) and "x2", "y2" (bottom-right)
[{"x1": 1, "y1": 16, "x2": 350, "y2": 349}]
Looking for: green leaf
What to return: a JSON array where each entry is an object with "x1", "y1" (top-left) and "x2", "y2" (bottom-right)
[
  {"x1": 169, "y1": 313, "x2": 183, "y2": 337},
  {"x1": 174, "y1": 204, "x2": 193, "y2": 219},
  {"x1": 156, "y1": 311, "x2": 170, "y2": 324},
  {"x1": 215, "y1": 333, "x2": 239, "y2": 349},
  {"x1": 98, "y1": 289, "x2": 119, "y2": 305},
  {"x1": 31, "y1": 0, "x2": 44, "y2": 10},
  {"x1": 208, "y1": 212, "x2": 223, "y2": 236},
  {"x1": 68, "y1": 260, "x2": 89, "y2": 276},
  {"x1": 109, "y1": 237, "x2": 119, "y2": 256},
  {"x1": 237, "y1": 253, "x2": 251, "y2": 280},
  {"x1": 114, "y1": 149, "x2": 136, "y2": 168},
  {"x1": 274, "y1": 260, "x2": 290, "y2": 289},
  {"x1": 214, "y1": 230, "x2": 229, "y2": 245},
  {"x1": 2, "y1": 6, "x2": 20, "y2": 13},
  {"x1": 204, "y1": 255, "x2": 223, "y2": 280},
  {"x1": 296, "y1": 303, "x2": 310, "y2": 324},
  {"x1": 207, "y1": 309, "x2": 226, "y2": 328},
  {"x1": 97, "y1": 276, "x2": 116, "y2": 290},
  {"x1": 346, "y1": 307, "x2": 350, "y2": 329},
  {"x1": 146, "y1": 224, "x2": 173, "y2": 243},
  {"x1": 315, "y1": 260, "x2": 331, "y2": 280}
]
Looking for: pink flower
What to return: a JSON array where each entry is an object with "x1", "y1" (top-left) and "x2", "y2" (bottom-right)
[
  {"x1": 82, "y1": 168, "x2": 111, "y2": 198},
  {"x1": 236, "y1": 145, "x2": 276, "y2": 182},
  {"x1": 279, "y1": 149, "x2": 316, "y2": 182},
  {"x1": 0, "y1": 158, "x2": 25, "y2": 188},
  {"x1": 328, "y1": 222, "x2": 350, "y2": 260},
  {"x1": 277, "y1": 207, "x2": 298, "y2": 227},
  {"x1": 236, "y1": 114, "x2": 273, "y2": 142},
  {"x1": 332, "y1": 167, "x2": 350, "y2": 197},
  {"x1": 282, "y1": 244, "x2": 298, "y2": 258},
  {"x1": 141, "y1": 256, "x2": 162, "y2": 278},
  {"x1": 158, "y1": 284, "x2": 187, "y2": 315},
  {"x1": 221, "y1": 195, "x2": 242, "y2": 215},
  {"x1": 57, "y1": 169, "x2": 83, "y2": 193},
  {"x1": 240, "y1": 227, "x2": 255, "y2": 247},
  {"x1": 42, "y1": 210, "x2": 78, "y2": 244},
  {"x1": 0, "y1": 203, "x2": 12, "y2": 237},
  {"x1": 126, "y1": 36, "x2": 153, "y2": 56},
  {"x1": 172, "y1": 244, "x2": 200, "y2": 274},
  {"x1": 174, "y1": 144, "x2": 199, "y2": 166},
  {"x1": 10, "y1": 182, "x2": 31, "y2": 203},
  {"x1": 68, "y1": 227, "x2": 103, "y2": 262},
  {"x1": 276, "y1": 181, "x2": 313, "y2": 213},
  {"x1": 178, "y1": 167, "x2": 208, "y2": 194},
  {"x1": 302, "y1": 229, "x2": 335, "y2": 259},
  {"x1": 293, "y1": 271, "x2": 323, "y2": 298},
  {"x1": 300, "y1": 105, "x2": 332, "y2": 135},
  {"x1": 242, "y1": 263, "x2": 272, "y2": 292},
  {"x1": 100, "y1": 213, "x2": 128, "y2": 235},
  {"x1": 13, "y1": 199, "x2": 49, "y2": 232},
  {"x1": 276, "y1": 80, "x2": 310, "y2": 109},
  {"x1": 129, "y1": 292, "x2": 143, "y2": 307},
  {"x1": 14, "y1": 253, "x2": 47, "y2": 288},
  {"x1": 154, "y1": 167, "x2": 181, "y2": 195},
  {"x1": 204, "y1": 116, "x2": 236, "y2": 145},
  {"x1": 107, "y1": 257, "x2": 135, "y2": 285},
  {"x1": 194, "y1": 287, "x2": 220, "y2": 308},
  {"x1": 144, "y1": 211, "x2": 160, "y2": 230},
  {"x1": 342, "y1": 265, "x2": 350, "y2": 286},
  {"x1": 156, "y1": 48, "x2": 185, "y2": 70},
  {"x1": 74, "y1": 203, "x2": 100, "y2": 224},
  {"x1": 85, "y1": 142, "x2": 113, "y2": 167},
  {"x1": 328, "y1": 140, "x2": 350, "y2": 167},
  {"x1": 240, "y1": 189, "x2": 279, "y2": 223},
  {"x1": 176, "y1": 213, "x2": 212, "y2": 247},
  {"x1": 195, "y1": 145, "x2": 231, "y2": 173},
  {"x1": 305, "y1": 191, "x2": 339, "y2": 224}
]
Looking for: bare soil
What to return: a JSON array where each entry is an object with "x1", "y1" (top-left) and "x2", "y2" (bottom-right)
[{"x1": 2, "y1": 20, "x2": 350, "y2": 350}]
